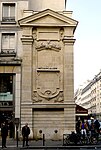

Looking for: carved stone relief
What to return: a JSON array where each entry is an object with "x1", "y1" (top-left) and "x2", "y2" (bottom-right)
[
  {"x1": 33, "y1": 29, "x2": 37, "y2": 40},
  {"x1": 32, "y1": 32, "x2": 64, "y2": 104},
  {"x1": 59, "y1": 28, "x2": 64, "y2": 40},
  {"x1": 54, "y1": 91, "x2": 64, "y2": 103},
  {"x1": 35, "y1": 40, "x2": 61, "y2": 51},
  {"x1": 36, "y1": 71, "x2": 60, "y2": 98},
  {"x1": 36, "y1": 41, "x2": 62, "y2": 69},
  {"x1": 32, "y1": 90, "x2": 64, "y2": 103}
]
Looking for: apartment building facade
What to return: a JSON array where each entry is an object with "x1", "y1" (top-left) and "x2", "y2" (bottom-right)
[
  {"x1": 75, "y1": 71, "x2": 101, "y2": 120},
  {"x1": 0, "y1": 0, "x2": 78, "y2": 139}
]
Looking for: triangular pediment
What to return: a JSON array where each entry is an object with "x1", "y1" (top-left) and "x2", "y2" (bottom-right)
[{"x1": 19, "y1": 9, "x2": 78, "y2": 27}]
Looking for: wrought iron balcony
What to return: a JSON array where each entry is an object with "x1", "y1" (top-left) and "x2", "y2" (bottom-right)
[
  {"x1": 2, "y1": 17, "x2": 16, "y2": 23},
  {"x1": 0, "y1": 49, "x2": 16, "y2": 57}
]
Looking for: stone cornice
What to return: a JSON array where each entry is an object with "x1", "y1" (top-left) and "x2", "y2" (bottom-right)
[
  {"x1": 21, "y1": 36, "x2": 33, "y2": 44},
  {"x1": 62, "y1": 36, "x2": 76, "y2": 44},
  {"x1": 31, "y1": 103, "x2": 75, "y2": 108}
]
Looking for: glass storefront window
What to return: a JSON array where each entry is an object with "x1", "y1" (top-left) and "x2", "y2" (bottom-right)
[{"x1": 0, "y1": 74, "x2": 13, "y2": 103}]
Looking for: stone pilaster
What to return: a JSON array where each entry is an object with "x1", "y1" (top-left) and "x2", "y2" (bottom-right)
[
  {"x1": 21, "y1": 33, "x2": 33, "y2": 135},
  {"x1": 21, "y1": 35, "x2": 33, "y2": 103},
  {"x1": 63, "y1": 36, "x2": 76, "y2": 133}
]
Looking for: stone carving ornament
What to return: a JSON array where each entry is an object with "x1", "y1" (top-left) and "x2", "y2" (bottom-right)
[
  {"x1": 35, "y1": 40, "x2": 61, "y2": 51},
  {"x1": 33, "y1": 90, "x2": 64, "y2": 103}
]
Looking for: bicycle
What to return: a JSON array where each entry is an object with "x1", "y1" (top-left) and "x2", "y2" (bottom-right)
[{"x1": 63, "y1": 132, "x2": 80, "y2": 145}]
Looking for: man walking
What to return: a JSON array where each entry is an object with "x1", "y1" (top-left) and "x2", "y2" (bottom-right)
[
  {"x1": 1, "y1": 122, "x2": 8, "y2": 148},
  {"x1": 22, "y1": 123, "x2": 30, "y2": 147}
]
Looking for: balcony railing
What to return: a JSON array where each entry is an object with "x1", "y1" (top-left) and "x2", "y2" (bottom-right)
[
  {"x1": 0, "y1": 49, "x2": 16, "y2": 57},
  {"x1": 2, "y1": 17, "x2": 16, "y2": 23}
]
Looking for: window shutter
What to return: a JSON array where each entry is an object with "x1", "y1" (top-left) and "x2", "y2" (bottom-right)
[
  {"x1": 2, "y1": 3, "x2": 15, "y2": 21},
  {"x1": 2, "y1": 35, "x2": 9, "y2": 49},
  {"x1": 2, "y1": 34, "x2": 15, "y2": 50},
  {"x1": 3, "y1": 5, "x2": 8, "y2": 17},
  {"x1": 10, "y1": 5, "x2": 15, "y2": 17},
  {"x1": 9, "y1": 35, "x2": 15, "y2": 49}
]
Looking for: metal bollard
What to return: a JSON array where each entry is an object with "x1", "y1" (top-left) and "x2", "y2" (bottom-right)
[
  {"x1": 43, "y1": 134, "x2": 45, "y2": 146},
  {"x1": 16, "y1": 129, "x2": 18, "y2": 147},
  {"x1": 63, "y1": 134, "x2": 64, "y2": 146}
]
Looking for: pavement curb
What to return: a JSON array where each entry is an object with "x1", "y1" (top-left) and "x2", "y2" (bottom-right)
[{"x1": 20, "y1": 145, "x2": 101, "y2": 149}]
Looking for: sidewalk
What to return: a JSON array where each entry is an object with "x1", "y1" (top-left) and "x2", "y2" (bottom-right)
[
  {"x1": 0, "y1": 138, "x2": 63, "y2": 149},
  {"x1": 1, "y1": 138, "x2": 101, "y2": 150}
]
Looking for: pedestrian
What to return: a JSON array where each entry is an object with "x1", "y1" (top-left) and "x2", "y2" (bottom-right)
[
  {"x1": 9, "y1": 120, "x2": 14, "y2": 138},
  {"x1": 22, "y1": 123, "x2": 30, "y2": 147},
  {"x1": 94, "y1": 119, "x2": 100, "y2": 133},
  {"x1": 80, "y1": 120, "x2": 89, "y2": 139},
  {"x1": 76, "y1": 119, "x2": 81, "y2": 134},
  {"x1": 1, "y1": 122, "x2": 8, "y2": 148},
  {"x1": 89, "y1": 119, "x2": 96, "y2": 143},
  {"x1": 94, "y1": 119, "x2": 100, "y2": 141}
]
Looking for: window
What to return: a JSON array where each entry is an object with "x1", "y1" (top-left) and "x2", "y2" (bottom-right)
[
  {"x1": 0, "y1": 74, "x2": 14, "y2": 128},
  {"x1": 0, "y1": 74, "x2": 13, "y2": 103},
  {"x1": 2, "y1": 3, "x2": 15, "y2": 22},
  {"x1": 0, "y1": 74, "x2": 13, "y2": 94},
  {"x1": 1, "y1": 33, "x2": 16, "y2": 55}
]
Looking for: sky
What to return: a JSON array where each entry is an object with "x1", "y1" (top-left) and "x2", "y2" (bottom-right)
[{"x1": 66, "y1": 0, "x2": 101, "y2": 90}]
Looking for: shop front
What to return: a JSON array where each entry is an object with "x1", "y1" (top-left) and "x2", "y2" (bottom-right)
[{"x1": 76, "y1": 105, "x2": 88, "y2": 121}]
